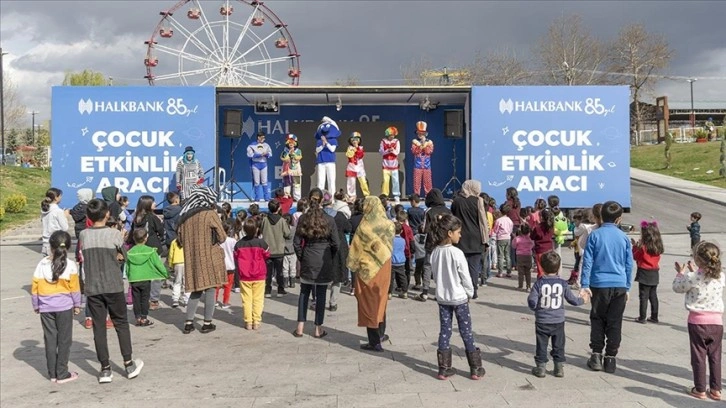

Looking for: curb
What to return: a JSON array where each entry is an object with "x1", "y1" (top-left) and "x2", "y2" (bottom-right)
[{"x1": 630, "y1": 176, "x2": 726, "y2": 207}]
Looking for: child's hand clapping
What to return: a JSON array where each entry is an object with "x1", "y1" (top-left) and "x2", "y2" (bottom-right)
[{"x1": 674, "y1": 260, "x2": 694, "y2": 274}]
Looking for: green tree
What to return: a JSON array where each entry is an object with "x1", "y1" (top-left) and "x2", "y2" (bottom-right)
[
  {"x1": 6, "y1": 128, "x2": 20, "y2": 150},
  {"x1": 22, "y1": 128, "x2": 33, "y2": 146},
  {"x1": 62, "y1": 69, "x2": 110, "y2": 86},
  {"x1": 33, "y1": 128, "x2": 50, "y2": 166}
]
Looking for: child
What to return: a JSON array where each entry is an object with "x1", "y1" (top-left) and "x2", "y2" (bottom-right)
[
  {"x1": 396, "y1": 211, "x2": 415, "y2": 291},
  {"x1": 78, "y1": 199, "x2": 143, "y2": 383},
  {"x1": 119, "y1": 196, "x2": 132, "y2": 233},
  {"x1": 412, "y1": 224, "x2": 427, "y2": 290},
  {"x1": 407, "y1": 194, "x2": 425, "y2": 233},
  {"x1": 281, "y1": 214, "x2": 297, "y2": 288},
  {"x1": 125, "y1": 228, "x2": 169, "y2": 326},
  {"x1": 260, "y1": 199, "x2": 291, "y2": 298},
  {"x1": 531, "y1": 209, "x2": 555, "y2": 279},
  {"x1": 430, "y1": 214, "x2": 485, "y2": 380},
  {"x1": 32, "y1": 230, "x2": 81, "y2": 384},
  {"x1": 673, "y1": 242, "x2": 723, "y2": 401},
  {"x1": 234, "y1": 218, "x2": 271, "y2": 330},
  {"x1": 216, "y1": 219, "x2": 237, "y2": 309},
  {"x1": 527, "y1": 251, "x2": 586, "y2": 378},
  {"x1": 489, "y1": 209, "x2": 501, "y2": 274},
  {"x1": 513, "y1": 223, "x2": 534, "y2": 291},
  {"x1": 70, "y1": 188, "x2": 93, "y2": 239},
  {"x1": 41, "y1": 188, "x2": 69, "y2": 256},
  {"x1": 293, "y1": 198, "x2": 308, "y2": 226},
  {"x1": 580, "y1": 201, "x2": 632, "y2": 374},
  {"x1": 275, "y1": 188, "x2": 294, "y2": 215},
  {"x1": 687, "y1": 212, "x2": 701, "y2": 251},
  {"x1": 632, "y1": 220, "x2": 664, "y2": 324},
  {"x1": 391, "y1": 222, "x2": 407, "y2": 299},
  {"x1": 163, "y1": 191, "x2": 182, "y2": 247},
  {"x1": 167, "y1": 235, "x2": 187, "y2": 308},
  {"x1": 493, "y1": 204, "x2": 513, "y2": 277}
]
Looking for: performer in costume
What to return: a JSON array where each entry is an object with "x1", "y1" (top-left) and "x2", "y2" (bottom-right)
[
  {"x1": 280, "y1": 133, "x2": 303, "y2": 201},
  {"x1": 247, "y1": 131, "x2": 273, "y2": 202},
  {"x1": 345, "y1": 131, "x2": 370, "y2": 201},
  {"x1": 411, "y1": 121, "x2": 434, "y2": 196},
  {"x1": 315, "y1": 116, "x2": 341, "y2": 192},
  {"x1": 379, "y1": 126, "x2": 401, "y2": 202},
  {"x1": 175, "y1": 145, "x2": 205, "y2": 200}
]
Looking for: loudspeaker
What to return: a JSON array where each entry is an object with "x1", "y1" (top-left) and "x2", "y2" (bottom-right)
[
  {"x1": 223, "y1": 109, "x2": 242, "y2": 138},
  {"x1": 444, "y1": 110, "x2": 464, "y2": 139}
]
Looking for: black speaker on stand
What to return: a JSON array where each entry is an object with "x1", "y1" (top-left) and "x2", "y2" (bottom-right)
[
  {"x1": 221, "y1": 110, "x2": 252, "y2": 201},
  {"x1": 442, "y1": 110, "x2": 465, "y2": 196}
]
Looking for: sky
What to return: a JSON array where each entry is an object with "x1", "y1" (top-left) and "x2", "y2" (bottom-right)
[{"x1": 1, "y1": 0, "x2": 725, "y2": 125}]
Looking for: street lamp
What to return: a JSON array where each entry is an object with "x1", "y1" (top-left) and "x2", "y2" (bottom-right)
[
  {"x1": 1, "y1": 47, "x2": 8, "y2": 164},
  {"x1": 687, "y1": 78, "x2": 697, "y2": 127},
  {"x1": 29, "y1": 110, "x2": 39, "y2": 145}
]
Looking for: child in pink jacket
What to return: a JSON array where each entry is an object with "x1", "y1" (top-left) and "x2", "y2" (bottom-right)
[{"x1": 513, "y1": 223, "x2": 535, "y2": 290}]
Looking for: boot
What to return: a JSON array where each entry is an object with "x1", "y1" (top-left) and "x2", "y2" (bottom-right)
[
  {"x1": 465, "y1": 348, "x2": 486, "y2": 380},
  {"x1": 553, "y1": 362, "x2": 564, "y2": 377},
  {"x1": 262, "y1": 184, "x2": 271, "y2": 201},
  {"x1": 531, "y1": 362, "x2": 546, "y2": 378},
  {"x1": 254, "y1": 185, "x2": 263, "y2": 202},
  {"x1": 436, "y1": 349, "x2": 456, "y2": 380},
  {"x1": 603, "y1": 356, "x2": 617, "y2": 373},
  {"x1": 587, "y1": 352, "x2": 603, "y2": 371}
]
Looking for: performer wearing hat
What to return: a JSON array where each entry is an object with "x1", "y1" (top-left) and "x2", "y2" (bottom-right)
[
  {"x1": 247, "y1": 131, "x2": 273, "y2": 202},
  {"x1": 281, "y1": 133, "x2": 303, "y2": 201},
  {"x1": 175, "y1": 146, "x2": 205, "y2": 200},
  {"x1": 411, "y1": 121, "x2": 434, "y2": 196},
  {"x1": 315, "y1": 116, "x2": 341, "y2": 192},
  {"x1": 379, "y1": 126, "x2": 401, "y2": 202},
  {"x1": 345, "y1": 131, "x2": 370, "y2": 201}
]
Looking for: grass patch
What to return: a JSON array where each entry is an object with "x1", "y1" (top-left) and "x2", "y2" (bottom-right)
[
  {"x1": 0, "y1": 166, "x2": 51, "y2": 233},
  {"x1": 631, "y1": 141, "x2": 725, "y2": 189}
]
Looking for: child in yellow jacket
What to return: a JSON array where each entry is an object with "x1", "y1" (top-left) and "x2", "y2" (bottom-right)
[{"x1": 167, "y1": 238, "x2": 188, "y2": 307}]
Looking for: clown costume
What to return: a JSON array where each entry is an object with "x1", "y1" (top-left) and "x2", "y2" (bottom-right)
[
  {"x1": 345, "y1": 131, "x2": 370, "y2": 200},
  {"x1": 315, "y1": 116, "x2": 341, "y2": 192},
  {"x1": 379, "y1": 126, "x2": 401, "y2": 202},
  {"x1": 175, "y1": 145, "x2": 205, "y2": 200},
  {"x1": 281, "y1": 133, "x2": 303, "y2": 201},
  {"x1": 247, "y1": 131, "x2": 273, "y2": 202},
  {"x1": 411, "y1": 121, "x2": 434, "y2": 196}
]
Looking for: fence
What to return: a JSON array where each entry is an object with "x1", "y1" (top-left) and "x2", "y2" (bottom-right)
[{"x1": 636, "y1": 126, "x2": 724, "y2": 145}]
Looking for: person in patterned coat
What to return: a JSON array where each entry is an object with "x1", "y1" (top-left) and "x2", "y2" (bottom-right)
[
  {"x1": 175, "y1": 146, "x2": 205, "y2": 201},
  {"x1": 411, "y1": 121, "x2": 434, "y2": 197}
]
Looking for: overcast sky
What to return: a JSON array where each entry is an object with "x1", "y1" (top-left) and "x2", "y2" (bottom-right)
[{"x1": 2, "y1": 0, "x2": 725, "y2": 124}]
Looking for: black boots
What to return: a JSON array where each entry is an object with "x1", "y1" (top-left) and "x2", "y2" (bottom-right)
[
  {"x1": 532, "y1": 363, "x2": 546, "y2": 378},
  {"x1": 436, "y1": 349, "x2": 456, "y2": 380},
  {"x1": 465, "y1": 348, "x2": 486, "y2": 380},
  {"x1": 553, "y1": 362, "x2": 564, "y2": 377},
  {"x1": 587, "y1": 352, "x2": 603, "y2": 371},
  {"x1": 603, "y1": 356, "x2": 617, "y2": 373}
]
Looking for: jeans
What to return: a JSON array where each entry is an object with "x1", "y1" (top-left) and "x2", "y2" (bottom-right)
[
  {"x1": 438, "y1": 303, "x2": 476, "y2": 352},
  {"x1": 489, "y1": 237, "x2": 497, "y2": 269},
  {"x1": 464, "y1": 253, "x2": 482, "y2": 297},
  {"x1": 171, "y1": 264, "x2": 188, "y2": 303},
  {"x1": 496, "y1": 239, "x2": 511, "y2": 275},
  {"x1": 421, "y1": 253, "x2": 432, "y2": 294},
  {"x1": 482, "y1": 250, "x2": 491, "y2": 283},
  {"x1": 414, "y1": 258, "x2": 424, "y2": 286},
  {"x1": 298, "y1": 283, "x2": 327, "y2": 326},
  {"x1": 150, "y1": 280, "x2": 162, "y2": 302},
  {"x1": 186, "y1": 288, "x2": 216, "y2": 322},
  {"x1": 131, "y1": 281, "x2": 151, "y2": 320},
  {"x1": 688, "y1": 323, "x2": 723, "y2": 393},
  {"x1": 535, "y1": 322, "x2": 566, "y2": 364},
  {"x1": 589, "y1": 287, "x2": 627, "y2": 356},
  {"x1": 86, "y1": 292, "x2": 133, "y2": 367},
  {"x1": 381, "y1": 168, "x2": 400, "y2": 199},
  {"x1": 282, "y1": 254, "x2": 297, "y2": 278},
  {"x1": 392, "y1": 264, "x2": 407, "y2": 294},
  {"x1": 516, "y1": 254, "x2": 533, "y2": 288},
  {"x1": 40, "y1": 309, "x2": 74, "y2": 379},
  {"x1": 240, "y1": 280, "x2": 265, "y2": 324},
  {"x1": 637, "y1": 283, "x2": 659, "y2": 320},
  {"x1": 328, "y1": 282, "x2": 341, "y2": 307},
  {"x1": 266, "y1": 257, "x2": 285, "y2": 294}
]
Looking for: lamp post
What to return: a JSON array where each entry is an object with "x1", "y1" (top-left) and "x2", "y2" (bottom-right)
[
  {"x1": 1, "y1": 48, "x2": 8, "y2": 164},
  {"x1": 687, "y1": 78, "x2": 697, "y2": 127},
  {"x1": 29, "y1": 110, "x2": 38, "y2": 145}
]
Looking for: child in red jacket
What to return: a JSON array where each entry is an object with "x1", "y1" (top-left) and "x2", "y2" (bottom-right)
[
  {"x1": 234, "y1": 218, "x2": 270, "y2": 330},
  {"x1": 632, "y1": 221, "x2": 664, "y2": 324}
]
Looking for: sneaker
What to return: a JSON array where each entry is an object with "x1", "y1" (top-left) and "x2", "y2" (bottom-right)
[
  {"x1": 414, "y1": 293, "x2": 427, "y2": 302},
  {"x1": 587, "y1": 353, "x2": 603, "y2": 371},
  {"x1": 56, "y1": 372, "x2": 79, "y2": 384},
  {"x1": 400, "y1": 292, "x2": 408, "y2": 299},
  {"x1": 277, "y1": 289, "x2": 288, "y2": 297},
  {"x1": 411, "y1": 285, "x2": 421, "y2": 291},
  {"x1": 98, "y1": 367, "x2": 113, "y2": 383},
  {"x1": 328, "y1": 304, "x2": 338, "y2": 312},
  {"x1": 647, "y1": 317, "x2": 659, "y2": 324},
  {"x1": 125, "y1": 359, "x2": 144, "y2": 379},
  {"x1": 84, "y1": 318, "x2": 92, "y2": 330},
  {"x1": 234, "y1": 288, "x2": 241, "y2": 293},
  {"x1": 388, "y1": 293, "x2": 392, "y2": 300},
  {"x1": 172, "y1": 301, "x2": 179, "y2": 308},
  {"x1": 603, "y1": 356, "x2": 616, "y2": 373},
  {"x1": 264, "y1": 293, "x2": 272, "y2": 298},
  {"x1": 220, "y1": 304, "x2": 231, "y2": 310},
  {"x1": 200, "y1": 323, "x2": 216, "y2": 334},
  {"x1": 635, "y1": 317, "x2": 647, "y2": 324}
]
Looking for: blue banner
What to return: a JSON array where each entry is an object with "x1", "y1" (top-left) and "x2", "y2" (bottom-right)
[
  {"x1": 51, "y1": 86, "x2": 216, "y2": 207},
  {"x1": 471, "y1": 86, "x2": 631, "y2": 208}
]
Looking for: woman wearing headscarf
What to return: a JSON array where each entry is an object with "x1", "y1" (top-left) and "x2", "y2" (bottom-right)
[
  {"x1": 451, "y1": 180, "x2": 489, "y2": 299},
  {"x1": 415, "y1": 188, "x2": 451, "y2": 302},
  {"x1": 348, "y1": 196, "x2": 395, "y2": 352},
  {"x1": 176, "y1": 186, "x2": 227, "y2": 334}
]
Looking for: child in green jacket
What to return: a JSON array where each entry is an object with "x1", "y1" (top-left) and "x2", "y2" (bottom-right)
[{"x1": 126, "y1": 228, "x2": 168, "y2": 326}]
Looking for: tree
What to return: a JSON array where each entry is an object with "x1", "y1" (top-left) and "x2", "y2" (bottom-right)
[
  {"x1": 536, "y1": 14, "x2": 611, "y2": 85},
  {"x1": 6, "y1": 128, "x2": 19, "y2": 151},
  {"x1": 62, "y1": 69, "x2": 110, "y2": 86},
  {"x1": 2, "y1": 72, "x2": 27, "y2": 130},
  {"x1": 609, "y1": 24, "x2": 673, "y2": 136},
  {"x1": 33, "y1": 127, "x2": 50, "y2": 167},
  {"x1": 465, "y1": 49, "x2": 533, "y2": 85},
  {"x1": 334, "y1": 75, "x2": 360, "y2": 86},
  {"x1": 401, "y1": 55, "x2": 440, "y2": 86}
]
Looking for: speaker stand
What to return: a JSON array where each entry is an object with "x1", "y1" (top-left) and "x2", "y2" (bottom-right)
[
  {"x1": 221, "y1": 138, "x2": 252, "y2": 201},
  {"x1": 442, "y1": 141, "x2": 463, "y2": 197}
]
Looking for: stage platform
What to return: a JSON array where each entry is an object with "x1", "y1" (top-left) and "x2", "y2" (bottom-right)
[{"x1": 223, "y1": 198, "x2": 451, "y2": 216}]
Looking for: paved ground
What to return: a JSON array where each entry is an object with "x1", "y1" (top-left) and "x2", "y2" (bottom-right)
[{"x1": 1, "y1": 172, "x2": 724, "y2": 407}]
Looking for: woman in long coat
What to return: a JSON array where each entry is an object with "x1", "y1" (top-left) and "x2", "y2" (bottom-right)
[
  {"x1": 347, "y1": 196, "x2": 395, "y2": 352},
  {"x1": 450, "y1": 180, "x2": 489, "y2": 299},
  {"x1": 176, "y1": 186, "x2": 227, "y2": 334}
]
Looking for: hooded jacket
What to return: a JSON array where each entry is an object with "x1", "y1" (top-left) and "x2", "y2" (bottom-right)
[
  {"x1": 128, "y1": 213, "x2": 166, "y2": 254},
  {"x1": 234, "y1": 237, "x2": 270, "y2": 281},
  {"x1": 31, "y1": 257, "x2": 81, "y2": 313},
  {"x1": 70, "y1": 188, "x2": 94, "y2": 239},
  {"x1": 101, "y1": 186, "x2": 122, "y2": 220},
  {"x1": 124, "y1": 244, "x2": 169, "y2": 283},
  {"x1": 260, "y1": 213, "x2": 291, "y2": 257},
  {"x1": 41, "y1": 203, "x2": 69, "y2": 244},
  {"x1": 423, "y1": 189, "x2": 451, "y2": 253},
  {"x1": 163, "y1": 204, "x2": 182, "y2": 245},
  {"x1": 293, "y1": 212, "x2": 339, "y2": 284}
]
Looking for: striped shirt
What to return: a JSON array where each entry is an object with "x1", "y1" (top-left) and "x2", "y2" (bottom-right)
[
  {"x1": 379, "y1": 139, "x2": 400, "y2": 170},
  {"x1": 78, "y1": 226, "x2": 126, "y2": 296},
  {"x1": 31, "y1": 257, "x2": 81, "y2": 313}
]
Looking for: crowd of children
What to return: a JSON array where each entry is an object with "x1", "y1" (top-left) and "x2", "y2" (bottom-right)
[{"x1": 30, "y1": 185, "x2": 722, "y2": 401}]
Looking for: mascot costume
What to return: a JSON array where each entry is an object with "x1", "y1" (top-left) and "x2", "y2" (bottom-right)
[
  {"x1": 411, "y1": 121, "x2": 434, "y2": 196},
  {"x1": 315, "y1": 116, "x2": 341, "y2": 192},
  {"x1": 280, "y1": 133, "x2": 303, "y2": 201},
  {"x1": 379, "y1": 126, "x2": 401, "y2": 202},
  {"x1": 175, "y1": 145, "x2": 205, "y2": 200},
  {"x1": 345, "y1": 131, "x2": 370, "y2": 200},
  {"x1": 247, "y1": 131, "x2": 273, "y2": 202}
]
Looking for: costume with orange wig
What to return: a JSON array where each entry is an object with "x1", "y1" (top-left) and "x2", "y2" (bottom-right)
[
  {"x1": 345, "y1": 131, "x2": 370, "y2": 200},
  {"x1": 280, "y1": 133, "x2": 303, "y2": 200},
  {"x1": 411, "y1": 121, "x2": 434, "y2": 196},
  {"x1": 379, "y1": 126, "x2": 401, "y2": 202}
]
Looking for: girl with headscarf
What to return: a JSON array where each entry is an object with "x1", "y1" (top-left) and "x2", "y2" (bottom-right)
[
  {"x1": 176, "y1": 186, "x2": 227, "y2": 334},
  {"x1": 347, "y1": 196, "x2": 395, "y2": 352},
  {"x1": 415, "y1": 189, "x2": 451, "y2": 302},
  {"x1": 450, "y1": 180, "x2": 489, "y2": 299}
]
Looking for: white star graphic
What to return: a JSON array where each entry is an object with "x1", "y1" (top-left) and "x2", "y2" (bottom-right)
[
  {"x1": 502, "y1": 126, "x2": 509, "y2": 135},
  {"x1": 81, "y1": 127, "x2": 88, "y2": 136}
]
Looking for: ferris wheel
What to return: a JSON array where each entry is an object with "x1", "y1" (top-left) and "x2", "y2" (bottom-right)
[{"x1": 144, "y1": 0, "x2": 300, "y2": 86}]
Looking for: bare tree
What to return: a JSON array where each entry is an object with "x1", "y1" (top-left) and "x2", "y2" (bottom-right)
[
  {"x1": 536, "y1": 14, "x2": 611, "y2": 85},
  {"x1": 465, "y1": 49, "x2": 533, "y2": 85},
  {"x1": 400, "y1": 55, "x2": 441, "y2": 86},
  {"x1": 2, "y1": 72, "x2": 27, "y2": 130},
  {"x1": 610, "y1": 24, "x2": 673, "y2": 135},
  {"x1": 334, "y1": 75, "x2": 360, "y2": 86}
]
